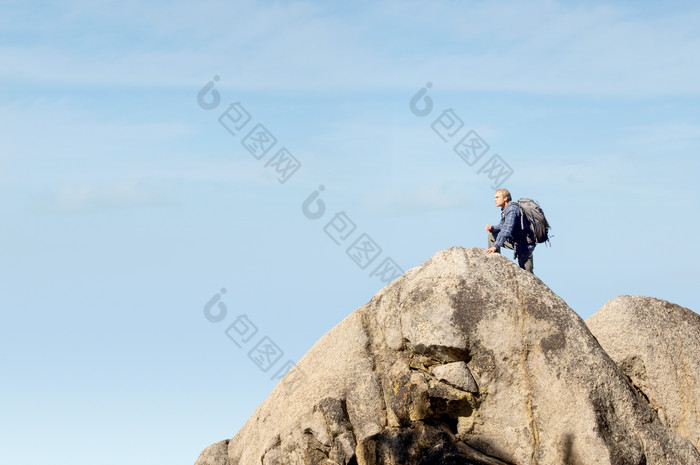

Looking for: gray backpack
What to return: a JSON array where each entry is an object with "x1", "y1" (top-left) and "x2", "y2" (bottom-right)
[{"x1": 517, "y1": 198, "x2": 551, "y2": 245}]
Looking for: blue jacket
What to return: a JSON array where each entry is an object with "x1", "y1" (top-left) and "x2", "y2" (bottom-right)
[{"x1": 492, "y1": 202, "x2": 534, "y2": 251}]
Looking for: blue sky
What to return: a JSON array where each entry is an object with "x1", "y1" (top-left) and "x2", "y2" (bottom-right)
[{"x1": 1, "y1": 1, "x2": 699, "y2": 464}]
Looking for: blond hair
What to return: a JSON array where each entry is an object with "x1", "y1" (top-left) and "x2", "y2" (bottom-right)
[{"x1": 495, "y1": 188, "x2": 511, "y2": 201}]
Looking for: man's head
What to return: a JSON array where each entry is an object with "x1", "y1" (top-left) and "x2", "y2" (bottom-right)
[{"x1": 494, "y1": 188, "x2": 511, "y2": 209}]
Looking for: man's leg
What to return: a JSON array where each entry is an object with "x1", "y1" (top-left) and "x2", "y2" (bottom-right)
[
  {"x1": 516, "y1": 248, "x2": 534, "y2": 273},
  {"x1": 487, "y1": 231, "x2": 497, "y2": 250},
  {"x1": 488, "y1": 232, "x2": 514, "y2": 252}
]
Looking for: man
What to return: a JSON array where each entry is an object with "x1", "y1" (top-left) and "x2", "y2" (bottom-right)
[{"x1": 485, "y1": 188, "x2": 535, "y2": 273}]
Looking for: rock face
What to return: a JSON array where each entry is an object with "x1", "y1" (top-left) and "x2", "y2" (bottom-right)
[
  {"x1": 195, "y1": 247, "x2": 700, "y2": 465},
  {"x1": 586, "y1": 295, "x2": 700, "y2": 451}
]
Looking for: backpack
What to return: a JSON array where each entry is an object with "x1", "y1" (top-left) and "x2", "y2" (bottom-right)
[{"x1": 516, "y1": 198, "x2": 551, "y2": 245}]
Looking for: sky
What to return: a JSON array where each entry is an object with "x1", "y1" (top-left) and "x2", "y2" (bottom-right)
[{"x1": 1, "y1": 1, "x2": 699, "y2": 464}]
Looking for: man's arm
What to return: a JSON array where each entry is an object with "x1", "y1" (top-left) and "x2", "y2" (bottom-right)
[
  {"x1": 485, "y1": 223, "x2": 500, "y2": 253},
  {"x1": 493, "y1": 206, "x2": 517, "y2": 248}
]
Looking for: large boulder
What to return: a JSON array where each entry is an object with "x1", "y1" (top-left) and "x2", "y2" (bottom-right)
[
  {"x1": 587, "y1": 295, "x2": 700, "y2": 451},
  {"x1": 195, "y1": 247, "x2": 700, "y2": 465}
]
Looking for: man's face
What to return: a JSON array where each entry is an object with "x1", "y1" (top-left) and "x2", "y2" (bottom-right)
[{"x1": 494, "y1": 192, "x2": 507, "y2": 208}]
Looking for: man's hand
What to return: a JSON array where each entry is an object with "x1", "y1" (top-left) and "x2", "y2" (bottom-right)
[
  {"x1": 485, "y1": 247, "x2": 498, "y2": 254},
  {"x1": 485, "y1": 224, "x2": 492, "y2": 232}
]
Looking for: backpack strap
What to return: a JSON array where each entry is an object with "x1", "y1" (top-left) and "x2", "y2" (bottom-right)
[{"x1": 515, "y1": 201, "x2": 536, "y2": 246}]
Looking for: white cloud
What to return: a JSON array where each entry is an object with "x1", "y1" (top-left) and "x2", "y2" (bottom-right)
[
  {"x1": 365, "y1": 182, "x2": 473, "y2": 214},
  {"x1": 2, "y1": 1, "x2": 700, "y2": 95},
  {"x1": 513, "y1": 152, "x2": 699, "y2": 200},
  {"x1": 37, "y1": 180, "x2": 171, "y2": 214},
  {"x1": 620, "y1": 120, "x2": 700, "y2": 153}
]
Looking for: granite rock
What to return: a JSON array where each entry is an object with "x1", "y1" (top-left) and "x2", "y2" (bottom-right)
[
  {"x1": 587, "y1": 295, "x2": 700, "y2": 451},
  {"x1": 195, "y1": 247, "x2": 700, "y2": 465}
]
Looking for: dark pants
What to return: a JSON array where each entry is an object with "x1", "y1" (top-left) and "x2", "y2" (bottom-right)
[{"x1": 488, "y1": 232, "x2": 534, "y2": 273}]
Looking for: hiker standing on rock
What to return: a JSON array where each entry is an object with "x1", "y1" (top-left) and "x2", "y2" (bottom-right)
[{"x1": 485, "y1": 188, "x2": 536, "y2": 273}]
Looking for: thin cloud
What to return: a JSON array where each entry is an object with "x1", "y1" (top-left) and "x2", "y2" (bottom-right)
[
  {"x1": 1, "y1": 1, "x2": 700, "y2": 95},
  {"x1": 620, "y1": 120, "x2": 700, "y2": 152},
  {"x1": 514, "y1": 153, "x2": 699, "y2": 200},
  {"x1": 37, "y1": 180, "x2": 171, "y2": 214},
  {"x1": 366, "y1": 182, "x2": 472, "y2": 214}
]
